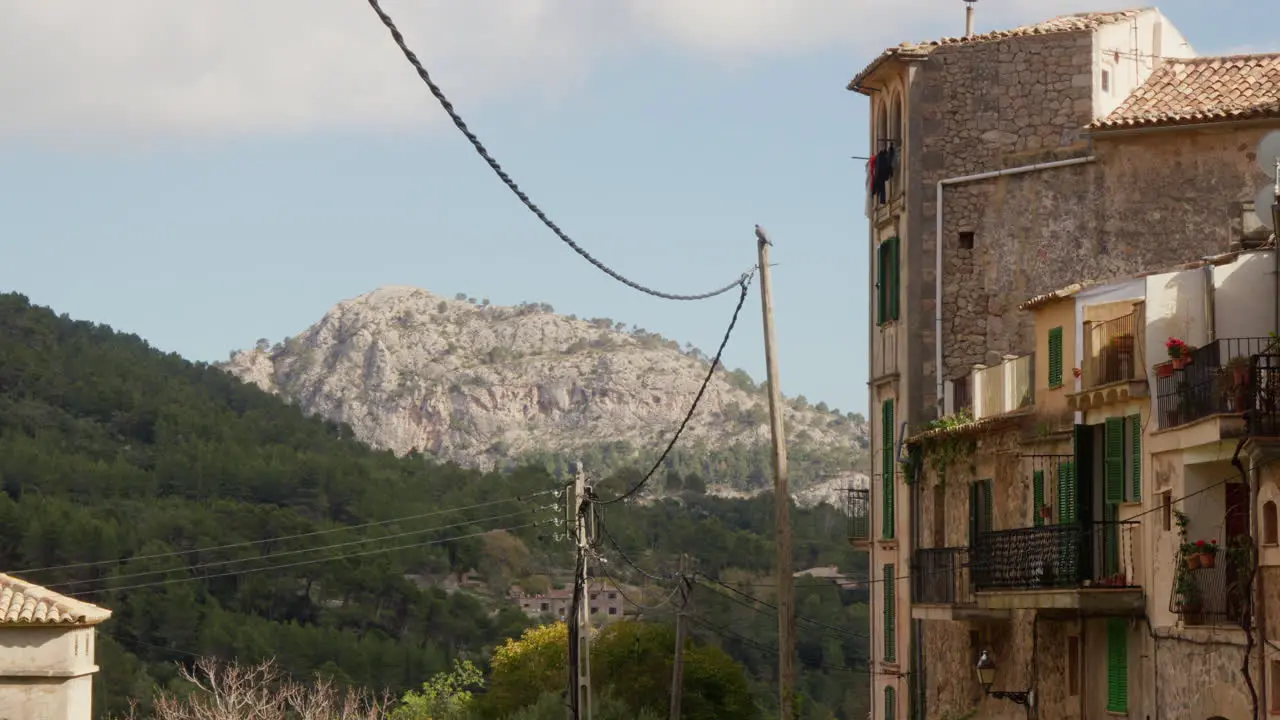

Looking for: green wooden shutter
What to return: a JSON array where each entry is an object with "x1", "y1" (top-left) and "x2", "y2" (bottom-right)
[
  {"x1": 1129, "y1": 413, "x2": 1142, "y2": 501},
  {"x1": 882, "y1": 400, "x2": 895, "y2": 539},
  {"x1": 967, "y1": 483, "x2": 979, "y2": 548},
  {"x1": 889, "y1": 237, "x2": 901, "y2": 321},
  {"x1": 1106, "y1": 618, "x2": 1129, "y2": 713},
  {"x1": 1104, "y1": 417, "x2": 1125, "y2": 504},
  {"x1": 876, "y1": 242, "x2": 887, "y2": 326},
  {"x1": 1058, "y1": 461, "x2": 1076, "y2": 523},
  {"x1": 1103, "y1": 503, "x2": 1120, "y2": 576},
  {"x1": 884, "y1": 686, "x2": 897, "y2": 719},
  {"x1": 883, "y1": 564, "x2": 896, "y2": 662},
  {"x1": 1048, "y1": 326, "x2": 1064, "y2": 387},
  {"x1": 1033, "y1": 470, "x2": 1046, "y2": 527}
]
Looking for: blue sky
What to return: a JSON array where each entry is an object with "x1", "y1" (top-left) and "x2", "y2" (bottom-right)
[{"x1": 0, "y1": 1, "x2": 1270, "y2": 415}]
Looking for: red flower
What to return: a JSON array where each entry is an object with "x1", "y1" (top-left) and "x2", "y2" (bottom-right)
[{"x1": 1195, "y1": 540, "x2": 1206, "y2": 548}]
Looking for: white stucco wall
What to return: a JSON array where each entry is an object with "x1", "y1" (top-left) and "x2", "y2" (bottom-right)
[
  {"x1": 1091, "y1": 8, "x2": 1196, "y2": 119},
  {"x1": 1213, "y1": 250, "x2": 1278, "y2": 341},
  {"x1": 0, "y1": 626, "x2": 99, "y2": 720}
]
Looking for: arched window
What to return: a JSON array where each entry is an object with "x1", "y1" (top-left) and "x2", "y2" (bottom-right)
[
  {"x1": 888, "y1": 91, "x2": 904, "y2": 197},
  {"x1": 1263, "y1": 500, "x2": 1278, "y2": 545}
]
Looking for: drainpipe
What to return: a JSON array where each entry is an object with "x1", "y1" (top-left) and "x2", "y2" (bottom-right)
[
  {"x1": 1202, "y1": 263, "x2": 1216, "y2": 344},
  {"x1": 933, "y1": 156, "x2": 1097, "y2": 410}
]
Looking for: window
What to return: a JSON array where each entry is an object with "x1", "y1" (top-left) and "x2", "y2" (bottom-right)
[
  {"x1": 608, "y1": 607, "x2": 618, "y2": 616},
  {"x1": 1101, "y1": 68, "x2": 1111, "y2": 94},
  {"x1": 1104, "y1": 415, "x2": 1142, "y2": 503},
  {"x1": 1162, "y1": 491, "x2": 1172, "y2": 532},
  {"x1": 958, "y1": 231, "x2": 975, "y2": 249},
  {"x1": 1057, "y1": 460, "x2": 1078, "y2": 523},
  {"x1": 968, "y1": 479, "x2": 994, "y2": 547},
  {"x1": 1067, "y1": 636, "x2": 1080, "y2": 696},
  {"x1": 1264, "y1": 501, "x2": 1278, "y2": 546},
  {"x1": 882, "y1": 399, "x2": 896, "y2": 539},
  {"x1": 876, "y1": 237, "x2": 901, "y2": 325},
  {"x1": 540, "y1": 602, "x2": 549, "y2": 612},
  {"x1": 591, "y1": 607, "x2": 598, "y2": 614},
  {"x1": 884, "y1": 686, "x2": 897, "y2": 719},
  {"x1": 608, "y1": 592, "x2": 617, "y2": 600},
  {"x1": 1048, "y1": 326, "x2": 1064, "y2": 388},
  {"x1": 1106, "y1": 618, "x2": 1129, "y2": 713},
  {"x1": 1270, "y1": 659, "x2": 1280, "y2": 713},
  {"x1": 883, "y1": 564, "x2": 897, "y2": 662}
]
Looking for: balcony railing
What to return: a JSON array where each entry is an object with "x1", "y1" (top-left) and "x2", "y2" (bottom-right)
[
  {"x1": 1169, "y1": 552, "x2": 1250, "y2": 627},
  {"x1": 971, "y1": 521, "x2": 1138, "y2": 592},
  {"x1": 873, "y1": 324, "x2": 898, "y2": 379},
  {"x1": 846, "y1": 487, "x2": 870, "y2": 542},
  {"x1": 971, "y1": 353, "x2": 1035, "y2": 420},
  {"x1": 1083, "y1": 310, "x2": 1142, "y2": 389},
  {"x1": 1155, "y1": 339, "x2": 1276, "y2": 429},
  {"x1": 1249, "y1": 354, "x2": 1280, "y2": 437},
  {"x1": 912, "y1": 547, "x2": 973, "y2": 605}
]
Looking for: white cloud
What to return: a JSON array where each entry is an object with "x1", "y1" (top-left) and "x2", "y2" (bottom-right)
[{"x1": 0, "y1": 0, "x2": 1104, "y2": 140}]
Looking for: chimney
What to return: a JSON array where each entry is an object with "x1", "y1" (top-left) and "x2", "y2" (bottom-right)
[{"x1": 964, "y1": 0, "x2": 976, "y2": 37}]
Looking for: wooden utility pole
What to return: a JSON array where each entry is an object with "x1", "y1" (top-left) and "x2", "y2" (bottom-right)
[
  {"x1": 755, "y1": 225, "x2": 795, "y2": 719},
  {"x1": 567, "y1": 462, "x2": 592, "y2": 720},
  {"x1": 669, "y1": 553, "x2": 693, "y2": 720}
]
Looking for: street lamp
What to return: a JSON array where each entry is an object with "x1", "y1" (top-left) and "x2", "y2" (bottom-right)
[{"x1": 975, "y1": 650, "x2": 1034, "y2": 707}]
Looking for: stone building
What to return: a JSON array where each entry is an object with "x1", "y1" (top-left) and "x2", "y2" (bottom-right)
[
  {"x1": 0, "y1": 573, "x2": 112, "y2": 720},
  {"x1": 846, "y1": 4, "x2": 1280, "y2": 718},
  {"x1": 511, "y1": 581, "x2": 628, "y2": 623}
]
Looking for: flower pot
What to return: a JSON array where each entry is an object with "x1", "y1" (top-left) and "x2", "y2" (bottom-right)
[
  {"x1": 1172, "y1": 356, "x2": 1191, "y2": 370},
  {"x1": 1233, "y1": 364, "x2": 1249, "y2": 387},
  {"x1": 1199, "y1": 553, "x2": 1216, "y2": 568},
  {"x1": 1156, "y1": 362, "x2": 1175, "y2": 378},
  {"x1": 1039, "y1": 506, "x2": 1053, "y2": 520},
  {"x1": 1185, "y1": 554, "x2": 1201, "y2": 570}
]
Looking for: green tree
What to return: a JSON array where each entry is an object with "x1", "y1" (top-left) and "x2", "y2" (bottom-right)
[
  {"x1": 393, "y1": 658, "x2": 484, "y2": 720},
  {"x1": 480, "y1": 623, "x2": 568, "y2": 718}
]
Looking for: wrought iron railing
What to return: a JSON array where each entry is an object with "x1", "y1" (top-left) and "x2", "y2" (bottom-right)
[
  {"x1": 1023, "y1": 455, "x2": 1075, "y2": 525},
  {"x1": 873, "y1": 324, "x2": 899, "y2": 379},
  {"x1": 1155, "y1": 339, "x2": 1276, "y2": 429},
  {"x1": 1248, "y1": 354, "x2": 1280, "y2": 437},
  {"x1": 912, "y1": 547, "x2": 973, "y2": 605},
  {"x1": 1169, "y1": 551, "x2": 1250, "y2": 627},
  {"x1": 846, "y1": 487, "x2": 871, "y2": 542},
  {"x1": 1083, "y1": 310, "x2": 1142, "y2": 389},
  {"x1": 970, "y1": 521, "x2": 1138, "y2": 591}
]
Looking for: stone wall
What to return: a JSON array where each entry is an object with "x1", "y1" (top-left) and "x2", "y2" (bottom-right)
[
  {"x1": 911, "y1": 25, "x2": 1279, "y2": 388},
  {"x1": 1153, "y1": 632, "x2": 1256, "y2": 719}
]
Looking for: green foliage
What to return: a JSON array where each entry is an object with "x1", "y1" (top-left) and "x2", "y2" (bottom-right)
[
  {"x1": 481, "y1": 623, "x2": 568, "y2": 719},
  {"x1": 501, "y1": 689, "x2": 659, "y2": 720},
  {"x1": 393, "y1": 659, "x2": 484, "y2": 720},
  {"x1": 915, "y1": 410, "x2": 978, "y2": 477}
]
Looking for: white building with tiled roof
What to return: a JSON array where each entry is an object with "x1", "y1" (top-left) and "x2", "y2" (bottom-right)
[{"x1": 0, "y1": 573, "x2": 112, "y2": 720}]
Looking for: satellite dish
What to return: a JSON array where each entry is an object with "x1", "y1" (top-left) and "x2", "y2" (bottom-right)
[
  {"x1": 1256, "y1": 184, "x2": 1279, "y2": 230},
  {"x1": 1256, "y1": 130, "x2": 1280, "y2": 177}
]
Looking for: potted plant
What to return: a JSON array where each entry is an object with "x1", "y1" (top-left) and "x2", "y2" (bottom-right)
[
  {"x1": 1182, "y1": 541, "x2": 1202, "y2": 570},
  {"x1": 1220, "y1": 356, "x2": 1251, "y2": 412},
  {"x1": 1195, "y1": 539, "x2": 1219, "y2": 568},
  {"x1": 1072, "y1": 367, "x2": 1083, "y2": 379},
  {"x1": 1039, "y1": 504, "x2": 1053, "y2": 521},
  {"x1": 1166, "y1": 337, "x2": 1193, "y2": 370}
]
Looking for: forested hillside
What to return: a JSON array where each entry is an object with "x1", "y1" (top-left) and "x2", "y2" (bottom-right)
[{"x1": 0, "y1": 293, "x2": 868, "y2": 718}]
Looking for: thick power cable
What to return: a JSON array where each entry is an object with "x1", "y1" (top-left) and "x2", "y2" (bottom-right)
[
  {"x1": 365, "y1": 0, "x2": 753, "y2": 302},
  {"x1": 597, "y1": 272, "x2": 754, "y2": 504},
  {"x1": 66, "y1": 522, "x2": 539, "y2": 598},
  {"x1": 19, "y1": 491, "x2": 553, "y2": 575}
]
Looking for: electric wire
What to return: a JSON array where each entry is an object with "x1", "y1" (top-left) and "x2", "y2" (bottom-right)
[
  {"x1": 596, "y1": 272, "x2": 754, "y2": 505},
  {"x1": 695, "y1": 575, "x2": 868, "y2": 640},
  {"x1": 685, "y1": 614, "x2": 895, "y2": 677},
  {"x1": 45, "y1": 508, "x2": 536, "y2": 589},
  {"x1": 20, "y1": 490, "x2": 555, "y2": 575},
  {"x1": 364, "y1": 0, "x2": 754, "y2": 302},
  {"x1": 65, "y1": 521, "x2": 540, "y2": 598}
]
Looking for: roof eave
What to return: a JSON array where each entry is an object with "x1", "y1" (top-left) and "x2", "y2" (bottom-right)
[{"x1": 1085, "y1": 113, "x2": 1280, "y2": 137}]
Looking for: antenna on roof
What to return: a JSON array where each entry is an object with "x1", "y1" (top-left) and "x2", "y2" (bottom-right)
[{"x1": 964, "y1": 0, "x2": 977, "y2": 38}]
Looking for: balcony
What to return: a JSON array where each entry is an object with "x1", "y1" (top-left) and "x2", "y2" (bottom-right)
[
  {"x1": 971, "y1": 353, "x2": 1034, "y2": 420},
  {"x1": 1154, "y1": 339, "x2": 1278, "y2": 430},
  {"x1": 1169, "y1": 552, "x2": 1251, "y2": 627},
  {"x1": 872, "y1": 323, "x2": 899, "y2": 380},
  {"x1": 970, "y1": 521, "x2": 1143, "y2": 616},
  {"x1": 846, "y1": 487, "x2": 870, "y2": 546},
  {"x1": 1249, "y1": 354, "x2": 1280, "y2": 437},
  {"x1": 1082, "y1": 309, "x2": 1143, "y2": 390}
]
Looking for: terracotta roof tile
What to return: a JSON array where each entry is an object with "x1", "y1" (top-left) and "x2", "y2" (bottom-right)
[
  {"x1": 1091, "y1": 53, "x2": 1280, "y2": 130},
  {"x1": 848, "y1": 8, "x2": 1148, "y2": 92},
  {"x1": 0, "y1": 573, "x2": 112, "y2": 626}
]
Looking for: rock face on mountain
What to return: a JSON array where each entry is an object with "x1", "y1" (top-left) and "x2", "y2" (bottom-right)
[{"x1": 221, "y1": 286, "x2": 868, "y2": 492}]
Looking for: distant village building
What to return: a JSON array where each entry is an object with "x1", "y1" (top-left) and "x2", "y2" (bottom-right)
[
  {"x1": 510, "y1": 581, "x2": 627, "y2": 622},
  {"x1": 0, "y1": 573, "x2": 112, "y2": 720}
]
